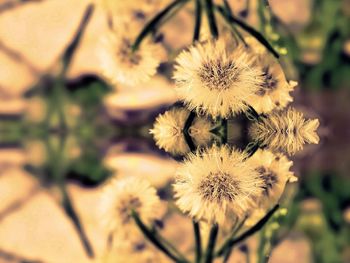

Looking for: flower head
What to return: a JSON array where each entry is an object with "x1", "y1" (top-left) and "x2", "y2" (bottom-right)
[
  {"x1": 98, "y1": 24, "x2": 160, "y2": 86},
  {"x1": 100, "y1": 176, "x2": 162, "y2": 239},
  {"x1": 150, "y1": 108, "x2": 190, "y2": 155},
  {"x1": 173, "y1": 40, "x2": 263, "y2": 118},
  {"x1": 249, "y1": 107, "x2": 320, "y2": 155},
  {"x1": 150, "y1": 108, "x2": 216, "y2": 155},
  {"x1": 246, "y1": 58, "x2": 297, "y2": 114},
  {"x1": 173, "y1": 146, "x2": 263, "y2": 224},
  {"x1": 247, "y1": 149, "x2": 296, "y2": 208},
  {"x1": 102, "y1": 232, "x2": 168, "y2": 263}
]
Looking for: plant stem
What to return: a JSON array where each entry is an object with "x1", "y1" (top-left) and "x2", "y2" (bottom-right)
[
  {"x1": 216, "y1": 204, "x2": 279, "y2": 257},
  {"x1": 216, "y1": 5, "x2": 279, "y2": 58},
  {"x1": 183, "y1": 111, "x2": 196, "y2": 152},
  {"x1": 132, "y1": 211, "x2": 189, "y2": 263},
  {"x1": 203, "y1": 223, "x2": 219, "y2": 263},
  {"x1": 132, "y1": 0, "x2": 189, "y2": 51},
  {"x1": 193, "y1": 220, "x2": 202, "y2": 263},
  {"x1": 193, "y1": 0, "x2": 203, "y2": 42},
  {"x1": 204, "y1": 0, "x2": 219, "y2": 38}
]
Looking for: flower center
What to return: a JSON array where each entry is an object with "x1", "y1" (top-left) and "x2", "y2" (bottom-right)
[
  {"x1": 118, "y1": 196, "x2": 142, "y2": 224},
  {"x1": 119, "y1": 38, "x2": 141, "y2": 65},
  {"x1": 198, "y1": 60, "x2": 241, "y2": 91},
  {"x1": 256, "y1": 67, "x2": 278, "y2": 96},
  {"x1": 198, "y1": 172, "x2": 240, "y2": 203},
  {"x1": 256, "y1": 166, "x2": 278, "y2": 196}
]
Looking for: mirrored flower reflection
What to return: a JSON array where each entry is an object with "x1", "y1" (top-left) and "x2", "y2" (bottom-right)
[
  {"x1": 249, "y1": 107, "x2": 320, "y2": 155},
  {"x1": 173, "y1": 145, "x2": 263, "y2": 224}
]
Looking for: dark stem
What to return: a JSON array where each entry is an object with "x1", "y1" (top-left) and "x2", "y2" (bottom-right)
[
  {"x1": 204, "y1": 0, "x2": 219, "y2": 38},
  {"x1": 204, "y1": 223, "x2": 219, "y2": 263},
  {"x1": 132, "y1": 0, "x2": 189, "y2": 51},
  {"x1": 193, "y1": 0, "x2": 203, "y2": 42},
  {"x1": 61, "y1": 4, "x2": 94, "y2": 77},
  {"x1": 216, "y1": 5, "x2": 279, "y2": 58},
  {"x1": 222, "y1": 0, "x2": 248, "y2": 46},
  {"x1": 183, "y1": 111, "x2": 196, "y2": 152},
  {"x1": 60, "y1": 185, "x2": 95, "y2": 258},
  {"x1": 216, "y1": 204, "x2": 279, "y2": 257},
  {"x1": 132, "y1": 211, "x2": 189, "y2": 263},
  {"x1": 193, "y1": 220, "x2": 202, "y2": 263}
]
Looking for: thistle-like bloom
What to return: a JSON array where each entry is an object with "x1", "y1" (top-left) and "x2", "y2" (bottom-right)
[
  {"x1": 150, "y1": 108, "x2": 216, "y2": 155},
  {"x1": 247, "y1": 149, "x2": 296, "y2": 208},
  {"x1": 102, "y1": 232, "x2": 168, "y2": 263},
  {"x1": 100, "y1": 176, "x2": 162, "y2": 239},
  {"x1": 150, "y1": 108, "x2": 190, "y2": 155},
  {"x1": 98, "y1": 25, "x2": 160, "y2": 86},
  {"x1": 246, "y1": 58, "x2": 297, "y2": 114},
  {"x1": 249, "y1": 108, "x2": 320, "y2": 155},
  {"x1": 173, "y1": 146, "x2": 263, "y2": 224},
  {"x1": 173, "y1": 40, "x2": 263, "y2": 118}
]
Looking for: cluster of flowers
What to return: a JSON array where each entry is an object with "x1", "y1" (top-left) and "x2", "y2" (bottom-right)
[{"x1": 98, "y1": 0, "x2": 320, "y2": 262}]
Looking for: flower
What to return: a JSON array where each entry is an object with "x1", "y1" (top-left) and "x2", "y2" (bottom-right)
[
  {"x1": 247, "y1": 149, "x2": 296, "y2": 208},
  {"x1": 150, "y1": 108, "x2": 216, "y2": 155},
  {"x1": 189, "y1": 115, "x2": 217, "y2": 147},
  {"x1": 100, "y1": 176, "x2": 162, "y2": 239},
  {"x1": 173, "y1": 39, "x2": 263, "y2": 118},
  {"x1": 150, "y1": 108, "x2": 190, "y2": 155},
  {"x1": 246, "y1": 58, "x2": 297, "y2": 114},
  {"x1": 173, "y1": 146, "x2": 263, "y2": 224},
  {"x1": 249, "y1": 107, "x2": 320, "y2": 155},
  {"x1": 101, "y1": 233, "x2": 168, "y2": 263},
  {"x1": 98, "y1": 24, "x2": 160, "y2": 86}
]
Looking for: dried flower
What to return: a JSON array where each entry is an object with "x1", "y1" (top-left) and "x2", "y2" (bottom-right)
[
  {"x1": 249, "y1": 107, "x2": 320, "y2": 155},
  {"x1": 98, "y1": 24, "x2": 160, "y2": 86},
  {"x1": 100, "y1": 176, "x2": 162, "y2": 239},
  {"x1": 247, "y1": 149, "x2": 296, "y2": 208},
  {"x1": 150, "y1": 108, "x2": 190, "y2": 155},
  {"x1": 173, "y1": 146, "x2": 262, "y2": 224},
  {"x1": 246, "y1": 59, "x2": 297, "y2": 114},
  {"x1": 173, "y1": 39, "x2": 263, "y2": 118}
]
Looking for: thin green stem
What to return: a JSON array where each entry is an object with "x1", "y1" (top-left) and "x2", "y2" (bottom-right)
[
  {"x1": 193, "y1": 0, "x2": 203, "y2": 42},
  {"x1": 216, "y1": 5, "x2": 279, "y2": 58},
  {"x1": 222, "y1": 216, "x2": 247, "y2": 262},
  {"x1": 216, "y1": 204, "x2": 279, "y2": 257},
  {"x1": 132, "y1": 0, "x2": 189, "y2": 51},
  {"x1": 222, "y1": 0, "x2": 247, "y2": 46},
  {"x1": 203, "y1": 224, "x2": 219, "y2": 263},
  {"x1": 132, "y1": 211, "x2": 189, "y2": 263},
  {"x1": 193, "y1": 220, "x2": 202, "y2": 263},
  {"x1": 204, "y1": 0, "x2": 219, "y2": 38}
]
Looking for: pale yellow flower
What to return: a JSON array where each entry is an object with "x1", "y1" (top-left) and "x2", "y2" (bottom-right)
[
  {"x1": 150, "y1": 108, "x2": 216, "y2": 155},
  {"x1": 98, "y1": 24, "x2": 160, "y2": 86},
  {"x1": 101, "y1": 232, "x2": 169, "y2": 263},
  {"x1": 189, "y1": 115, "x2": 217, "y2": 147},
  {"x1": 249, "y1": 107, "x2": 320, "y2": 155},
  {"x1": 150, "y1": 108, "x2": 190, "y2": 155},
  {"x1": 173, "y1": 39, "x2": 263, "y2": 118},
  {"x1": 247, "y1": 149, "x2": 296, "y2": 208},
  {"x1": 99, "y1": 176, "x2": 162, "y2": 240},
  {"x1": 173, "y1": 146, "x2": 263, "y2": 224},
  {"x1": 246, "y1": 58, "x2": 297, "y2": 114}
]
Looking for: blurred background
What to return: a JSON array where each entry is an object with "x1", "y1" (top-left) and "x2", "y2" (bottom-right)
[{"x1": 0, "y1": 0, "x2": 349, "y2": 262}]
